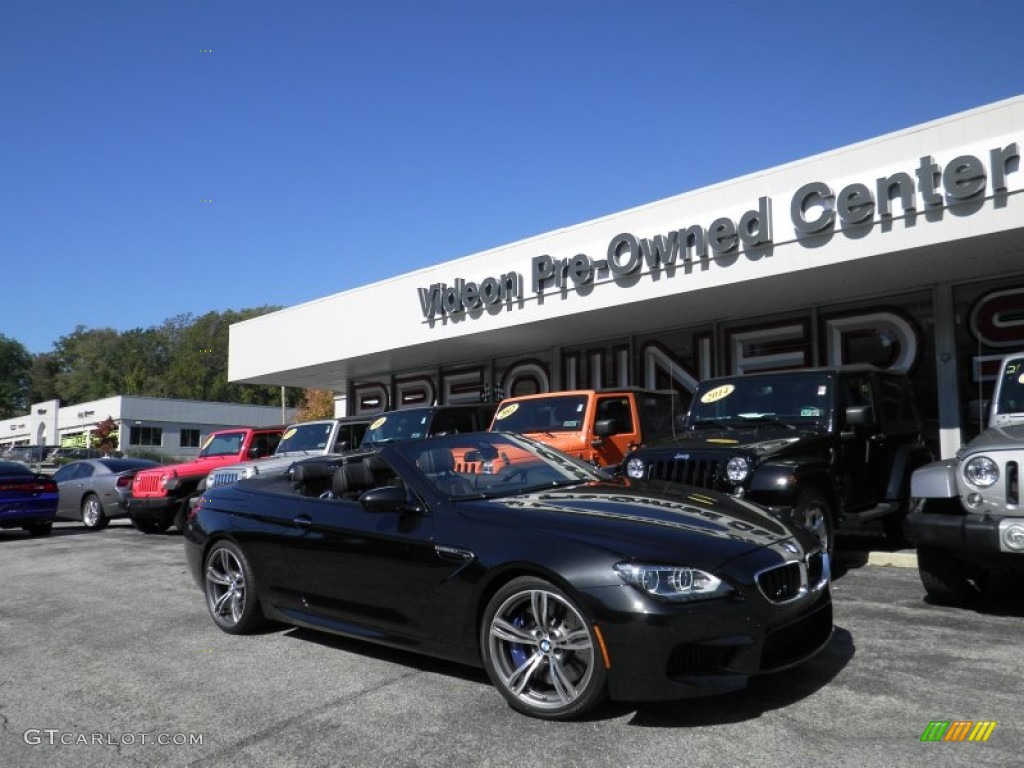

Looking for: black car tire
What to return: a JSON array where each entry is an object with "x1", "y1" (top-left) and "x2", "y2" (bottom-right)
[
  {"x1": 881, "y1": 508, "x2": 910, "y2": 549},
  {"x1": 794, "y1": 487, "x2": 834, "y2": 555},
  {"x1": 203, "y1": 540, "x2": 266, "y2": 635},
  {"x1": 24, "y1": 522, "x2": 53, "y2": 537},
  {"x1": 130, "y1": 515, "x2": 172, "y2": 534},
  {"x1": 481, "y1": 576, "x2": 607, "y2": 720},
  {"x1": 174, "y1": 501, "x2": 189, "y2": 532},
  {"x1": 81, "y1": 494, "x2": 109, "y2": 531},
  {"x1": 917, "y1": 545, "x2": 988, "y2": 607}
]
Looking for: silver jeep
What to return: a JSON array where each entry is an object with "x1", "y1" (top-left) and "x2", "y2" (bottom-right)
[{"x1": 908, "y1": 352, "x2": 1024, "y2": 606}]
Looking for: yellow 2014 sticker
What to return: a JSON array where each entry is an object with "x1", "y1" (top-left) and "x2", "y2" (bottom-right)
[
  {"x1": 369, "y1": 416, "x2": 387, "y2": 430},
  {"x1": 706, "y1": 438, "x2": 739, "y2": 444},
  {"x1": 700, "y1": 384, "x2": 735, "y2": 404},
  {"x1": 282, "y1": 428, "x2": 297, "y2": 440},
  {"x1": 494, "y1": 403, "x2": 519, "y2": 420},
  {"x1": 200, "y1": 434, "x2": 215, "y2": 451}
]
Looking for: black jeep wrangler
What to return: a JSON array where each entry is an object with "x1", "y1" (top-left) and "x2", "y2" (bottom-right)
[{"x1": 623, "y1": 367, "x2": 933, "y2": 551}]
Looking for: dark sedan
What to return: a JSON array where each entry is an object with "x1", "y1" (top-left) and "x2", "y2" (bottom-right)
[
  {"x1": 0, "y1": 460, "x2": 58, "y2": 536},
  {"x1": 185, "y1": 432, "x2": 832, "y2": 720},
  {"x1": 53, "y1": 458, "x2": 161, "y2": 530}
]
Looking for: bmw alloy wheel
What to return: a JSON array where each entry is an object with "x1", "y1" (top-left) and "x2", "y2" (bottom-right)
[
  {"x1": 203, "y1": 542, "x2": 265, "y2": 634},
  {"x1": 482, "y1": 577, "x2": 606, "y2": 719}
]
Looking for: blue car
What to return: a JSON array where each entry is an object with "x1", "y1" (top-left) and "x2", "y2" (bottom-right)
[{"x1": 0, "y1": 460, "x2": 59, "y2": 536}]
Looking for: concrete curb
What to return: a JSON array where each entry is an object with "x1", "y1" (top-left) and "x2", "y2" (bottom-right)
[{"x1": 865, "y1": 550, "x2": 918, "y2": 568}]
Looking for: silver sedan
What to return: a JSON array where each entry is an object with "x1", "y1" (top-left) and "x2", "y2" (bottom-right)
[{"x1": 53, "y1": 458, "x2": 160, "y2": 530}]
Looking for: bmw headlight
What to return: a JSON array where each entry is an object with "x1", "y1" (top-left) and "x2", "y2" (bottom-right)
[
  {"x1": 625, "y1": 457, "x2": 646, "y2": 479},
  {"x1": 964, "y1": 456, "x2": 999, "y2": 487},
  {"x1": 726, "y1": 456, "x2": 750, "y2": 483},
  {"x1": 614, "y1": 563, "x2": 732, "y2": 602}
]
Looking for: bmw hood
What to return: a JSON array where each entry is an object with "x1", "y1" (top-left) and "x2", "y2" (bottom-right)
[{"x1": 472, "y1": 482, "x2": 810, "y2": 567}]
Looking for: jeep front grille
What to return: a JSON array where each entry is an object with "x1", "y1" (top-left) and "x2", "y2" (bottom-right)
[
  {"x1": 134, "y1": 474, "x2": 161, "y2": 494},
  {"x1": 209, "y1": 470, "x2": 243, "y2": 488},
  {"x1": 647, "y1": 457, "x2": 722, "y2": 490}
]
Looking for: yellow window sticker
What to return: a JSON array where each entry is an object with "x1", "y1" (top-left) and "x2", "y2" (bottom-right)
[
  {"x1": 369, "y1": 416, "x2": 387, "y2": 430},
  {"x1": 201, "y1": 434, "x2": 215, "y2": 450},
  {"x1": 705, "y1": 438, "x2": 739, "y2": 444},
  {"x1": 700, "y1": 384, "x2": 735, "y2": 404},
  {"x1": 495, "y1": 403, "x2": 519, "y2": 420},
  {"x1": 282, "y1": 428, "x2": 297, "y2": 440}
]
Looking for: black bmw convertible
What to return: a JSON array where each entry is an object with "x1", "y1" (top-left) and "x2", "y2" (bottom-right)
[{"x1": 184, "y1": 431, "x2": 832, "y2": 720}]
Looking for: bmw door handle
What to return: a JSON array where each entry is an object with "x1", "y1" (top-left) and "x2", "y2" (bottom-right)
[{"x1": 292, "y1": 515, "x2": 313, "y2": 530}]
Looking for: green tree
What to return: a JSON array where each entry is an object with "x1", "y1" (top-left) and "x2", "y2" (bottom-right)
[{"x1": 0, "y1": 334, "x2": 32, "y2": 418}]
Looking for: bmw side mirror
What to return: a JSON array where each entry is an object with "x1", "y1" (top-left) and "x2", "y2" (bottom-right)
[{"x1": 360, "y1": 486, "x2": 412, "y2": 513}]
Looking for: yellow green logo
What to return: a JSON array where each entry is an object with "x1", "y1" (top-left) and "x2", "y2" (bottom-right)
[{"x1": 920, "y1": 720, "x2": 997, "y2": 742}]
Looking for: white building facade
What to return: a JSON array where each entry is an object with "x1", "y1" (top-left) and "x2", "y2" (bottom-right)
[
  {"x1": 228, "y1": 97, "x2": 1024, "y2": 459},
  {"x1": 1, "y1": 396, "x2": 294, "y2": 461}
]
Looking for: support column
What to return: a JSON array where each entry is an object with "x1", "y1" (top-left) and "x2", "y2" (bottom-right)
[{"x1": 932, "y1": 284, "x2": 962, "y2": 459}]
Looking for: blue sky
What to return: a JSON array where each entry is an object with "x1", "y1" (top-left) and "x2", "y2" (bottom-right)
[{"x1": 1, "y1": 1, "x2": 1021, "y2": 354}]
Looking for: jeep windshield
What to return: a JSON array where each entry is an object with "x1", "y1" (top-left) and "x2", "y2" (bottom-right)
[
  {"x1": 993, "y1": 355, "x2": 1024, "y2": 425},
  {"x1": 687, "y1": 373, "x2": 833, "y2": 428},
  {"x1": 360, "y1": 408, "x2": 434, "y2": 446},
  {"x1": 198, "y1": 432, "x2": 245, "y2": 458},
  {"x1": 491, "y1": 395, "x2": 588, "y2": 434},
  {"x1": 275, "y1": 422, "x2": 335, "y2": 454}
]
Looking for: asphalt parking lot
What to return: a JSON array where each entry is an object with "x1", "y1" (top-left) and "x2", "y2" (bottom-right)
[{"x1": 1, "y1": 522, "x2": 1020, "y2": 768}]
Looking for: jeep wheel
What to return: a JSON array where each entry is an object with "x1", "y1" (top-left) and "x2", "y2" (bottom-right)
[
  {"x1": 881, "y1": 509, "x2": 910, "y2": 549},
  {"x1": 131, "y1": 515, "x2": 172, "y2": 534},
  {"x1": 794, "y1": 488, "x2": 834, "y2": 555},
  {"x1": 917, "y1": 545, "x2": 988, "y2": 607}
]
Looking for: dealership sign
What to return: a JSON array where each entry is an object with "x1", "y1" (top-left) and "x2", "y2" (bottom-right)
[{"x1": 418, "y1": 143, "x2": 1018, "y2": 321}]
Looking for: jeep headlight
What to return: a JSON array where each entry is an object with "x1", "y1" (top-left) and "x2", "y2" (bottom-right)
[
  {"x1": 964, "y1": 456, "x2": 999, "y2": 488},
  {"x1": 625, "y1": 457, "x2": 646, "y2": 480},
  {"x1": 244, "y1": 465, "x2": 259, "y2": 479},
  {"x1": 726, "y1": 456, "x2": 750, "y2": 483},
  {"x1": 614, "y1": 563, "x2": 732, "y2": 602}
]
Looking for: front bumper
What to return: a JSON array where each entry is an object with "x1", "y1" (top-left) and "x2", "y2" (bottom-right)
[
  {"x1": 908, "y1": 510, "x2": 1024, "y2": 558},
  {"x1": 122, "y1": 494, "x2": 179, "y2": 522},
  {"x1": 580, "y1": 579, "x2": 833, "y2": 703}
]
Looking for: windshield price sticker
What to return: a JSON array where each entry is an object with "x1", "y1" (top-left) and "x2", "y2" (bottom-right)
[
  {"x1": 369, "y1": 416, "x2": 387, "y2": 430},
  {"x1": 495, "y1": 403, "x2": 519, "y2": 420},
  {"x1": 700, "y1": 384, "x2": 735, "y2": 404},
  {"x1": 282, "y1": 428, "x2": 297, "y2": 440}
]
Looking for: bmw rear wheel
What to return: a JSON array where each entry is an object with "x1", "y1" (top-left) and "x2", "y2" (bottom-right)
[
  {"x1": 81, "y1": 494, "x2": 109, "y2": 531},
  {"x1": 204, "y1": 541, "x2": 265, "y2": 634},
  {"x1": 481, "y1": 577, "x2": 607, "y2": 720}
]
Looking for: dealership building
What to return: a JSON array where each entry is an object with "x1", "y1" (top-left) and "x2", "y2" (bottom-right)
[{"x1": 228, "y1": 96, "x2": 1024, "y2": 460}]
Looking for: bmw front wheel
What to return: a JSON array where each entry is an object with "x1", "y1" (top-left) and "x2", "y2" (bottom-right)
[
  {"x1": 203, "y1": 541, "x2": 265, "y2": 634},
  {"x1": 481, "y1": 577, "x2": 607, "y2": 720}
]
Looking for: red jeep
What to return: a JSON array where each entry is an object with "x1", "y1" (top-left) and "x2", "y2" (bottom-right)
[{"x1": 124, "y1": 427, "x2": 283, "y2": 533}]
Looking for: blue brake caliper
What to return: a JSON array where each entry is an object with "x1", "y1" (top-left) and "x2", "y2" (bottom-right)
[{"x1": 509, "y1": 614, "x2": 529, "y2": 667}]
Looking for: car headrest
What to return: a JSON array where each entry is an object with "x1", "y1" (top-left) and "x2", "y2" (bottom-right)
[
  {"x1": 418, "y1": 447, "x2": 455, "y2": 474},
  {"x1": 332, "y1": 461, "x2": 376, "y2": 496}
]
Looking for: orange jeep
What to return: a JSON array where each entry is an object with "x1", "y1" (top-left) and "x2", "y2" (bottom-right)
[{"x1": 489, "y1": 389, "x2": 682, "y2": 468}]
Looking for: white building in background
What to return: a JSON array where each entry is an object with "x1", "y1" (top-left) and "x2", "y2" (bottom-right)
[
  {"x1": 225, "y1": 96, "x2": 1023, "y2": 459},
  {"x1": 0, "y1": 396, "x2": 294, "y2": 461}
]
